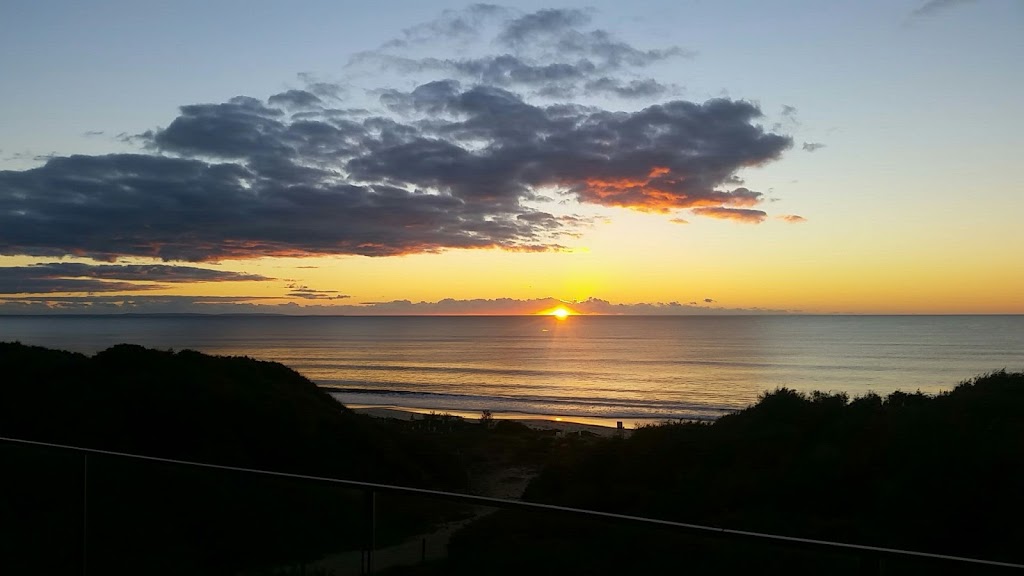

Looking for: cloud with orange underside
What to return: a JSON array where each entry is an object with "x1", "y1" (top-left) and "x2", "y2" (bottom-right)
[
  {"x1": 578, "y1": 167, "x2": 765, "y2": 213},
  {"x1": 691, "y1": 206, "x2": 767, "y2": 223}
]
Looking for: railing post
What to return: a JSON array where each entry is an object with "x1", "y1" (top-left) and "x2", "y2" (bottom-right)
[
  {"x1": 860, "y1": 552, "x2": 885, "y2": 575},
  {"x1": 82, "y1": 453, "x2": 88, "y2": 576},
  {"x1": 363, "y1": 488, "x2": 376, "y2": 573}
]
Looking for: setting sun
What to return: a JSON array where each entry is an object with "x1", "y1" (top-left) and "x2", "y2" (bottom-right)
[{"x1": 537, "y1": 305, "x2": 576, "y2": 318}]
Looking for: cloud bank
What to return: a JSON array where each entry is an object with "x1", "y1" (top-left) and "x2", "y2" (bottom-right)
[
  {"x1": 0, "y1": 6, "x2": 794, "y2": 264},
  {"x1": 0, "y1": 263, "x2": 269, "y2": 294},
  {"x1": 0, "y1": 295, "x2": 791, "y2": 316}
]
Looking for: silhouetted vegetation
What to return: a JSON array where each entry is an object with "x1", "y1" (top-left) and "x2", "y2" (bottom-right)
[{"x1": 430, "y1": 371, "x2": 1024, "y2": 575}]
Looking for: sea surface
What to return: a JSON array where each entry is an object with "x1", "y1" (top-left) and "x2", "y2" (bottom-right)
[{"x1": 1, "y1": 315, "x2": 1022, "y2": 424}]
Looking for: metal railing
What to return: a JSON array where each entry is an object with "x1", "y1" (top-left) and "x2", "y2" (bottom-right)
[{"x1": 3, "y1": 435, "x2": 1023, "y2": 575}]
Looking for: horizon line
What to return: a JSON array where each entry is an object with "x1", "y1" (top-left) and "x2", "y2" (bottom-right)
[{"x1": 0, "y1": 312, "x2": 1022, "y2": 318}]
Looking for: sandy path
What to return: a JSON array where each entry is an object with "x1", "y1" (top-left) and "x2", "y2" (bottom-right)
[{"x1": 305, "y1": 465, "x2": 538, "y2": 574}]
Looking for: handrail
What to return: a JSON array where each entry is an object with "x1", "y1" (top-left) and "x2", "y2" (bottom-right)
[{"x1": 3, "y1": 434, "x2": 1023, "y2": 571}]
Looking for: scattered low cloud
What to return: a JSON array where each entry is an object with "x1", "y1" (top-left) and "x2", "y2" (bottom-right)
[
  {"x1": 909, "y1": 0, "x2": 980, "y2": 20},
  {"x1": 285, "y1": 283, "x2": 349, "y2": 300},
  {"x1": 359, "y1": 7, "x2": 690, "y2": 99},
  {"x1": 0, "y1": 294, "x2": 281, "y2": 315},
  {"x1": 691, "y1": 206, "x2": 767, "y2": 224},
  {"x1": 802, "y1": 142, "x2": 826, "y2": 152},
  {"x1": 778, "y1": 214, "x2": 807, "y2": 223},
  {"x1": 772, "y1": 105, "x2": 801, "y2": 132},
  {"x1": 380, "y1": 4, "x2": 510, "y2": 49},
  {"x1": 0, "y1": 295, "x2": 793, "y2": 315},
  {"x1": 267, "y1": 89, "x2": 324, "y2": 110},
  {"x1": 3, "y1": 150, "x2": 56, "y2": 164},
  {"x1": 0, "y1": 262, "x2": 269, "y2": 294}
]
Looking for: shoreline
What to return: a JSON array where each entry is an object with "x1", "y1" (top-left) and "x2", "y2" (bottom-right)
[{"x1": 348, "y1": 405, "x2": 667, "y2": 436}]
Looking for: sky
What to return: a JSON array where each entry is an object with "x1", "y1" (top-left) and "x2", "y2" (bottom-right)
[{"x1": 0, "y1": 0, "x2": 1021, "y2": 315}]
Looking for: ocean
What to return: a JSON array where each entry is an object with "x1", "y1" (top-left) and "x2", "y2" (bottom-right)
[{"x1": 1, "y1": 315, "x2": 1022, "y2": 425}]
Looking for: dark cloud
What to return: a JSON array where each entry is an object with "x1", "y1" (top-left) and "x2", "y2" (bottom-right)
[
  {"x1": 83, "y1": 130, "x2": 105, "y2": 137},
  {"x1": 0, "y1": 7, "x2": 796, "y2": 263},
  {"x1": 356, "y1": 91, "x2": 790, "y2": 214},
  {"x1": 0, "y1": 151, "x2": 568, "y2": 261},
  {"x1": 29, "y1": 262, "x2": 268, "y2": 282},
  {"x1": 802, "y1": 142, "x2": 826, "y2": 152},
  {"x1": 703, "y1": 298, "x2": 715, "y2": 303},
  {"x1": 0, "y1": 262, "x2": 268, "y2": 294},
  {"x1": 151, "y1": 96, "x2": 291, "y2": 159},
  {"x1": 0, "y1": 278, "x2": 162, "y2": 294},
  {"x1": 0, "y1": 295, "x2": 272, "y2": 303},
  {"x1": 1, "y1": 86, "x2": 788, "y2": 259},
  {"x1": 285, "y1": 283, "x2": 349, "y2": 300}
]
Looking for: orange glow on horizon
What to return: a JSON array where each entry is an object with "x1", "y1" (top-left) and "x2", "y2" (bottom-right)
[{"x1": 539, "y1": 305, "x2": 577, "y2": 319}]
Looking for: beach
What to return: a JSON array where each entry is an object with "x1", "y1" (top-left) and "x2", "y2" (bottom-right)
[{"x1": 351, "y1": 406, "x2": 638, "y2": 437}]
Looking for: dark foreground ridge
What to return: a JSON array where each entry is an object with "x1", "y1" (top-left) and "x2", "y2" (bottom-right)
[
  {"x1": 0, "y1": 342, "x2": 469, "y2": 574},
  {"x1": 1, "y1": 342, "x2": 1021, "y2": 575}
]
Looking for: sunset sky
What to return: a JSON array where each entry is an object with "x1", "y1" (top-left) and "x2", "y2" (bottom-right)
[{"x1": 1, "y1": 0, "x2": 1021, "y2": 314}]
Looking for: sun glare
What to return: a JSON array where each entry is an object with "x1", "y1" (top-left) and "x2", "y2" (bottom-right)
[{"x1": 536, "y1": 304, "x2": 578, "y2": 318}]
